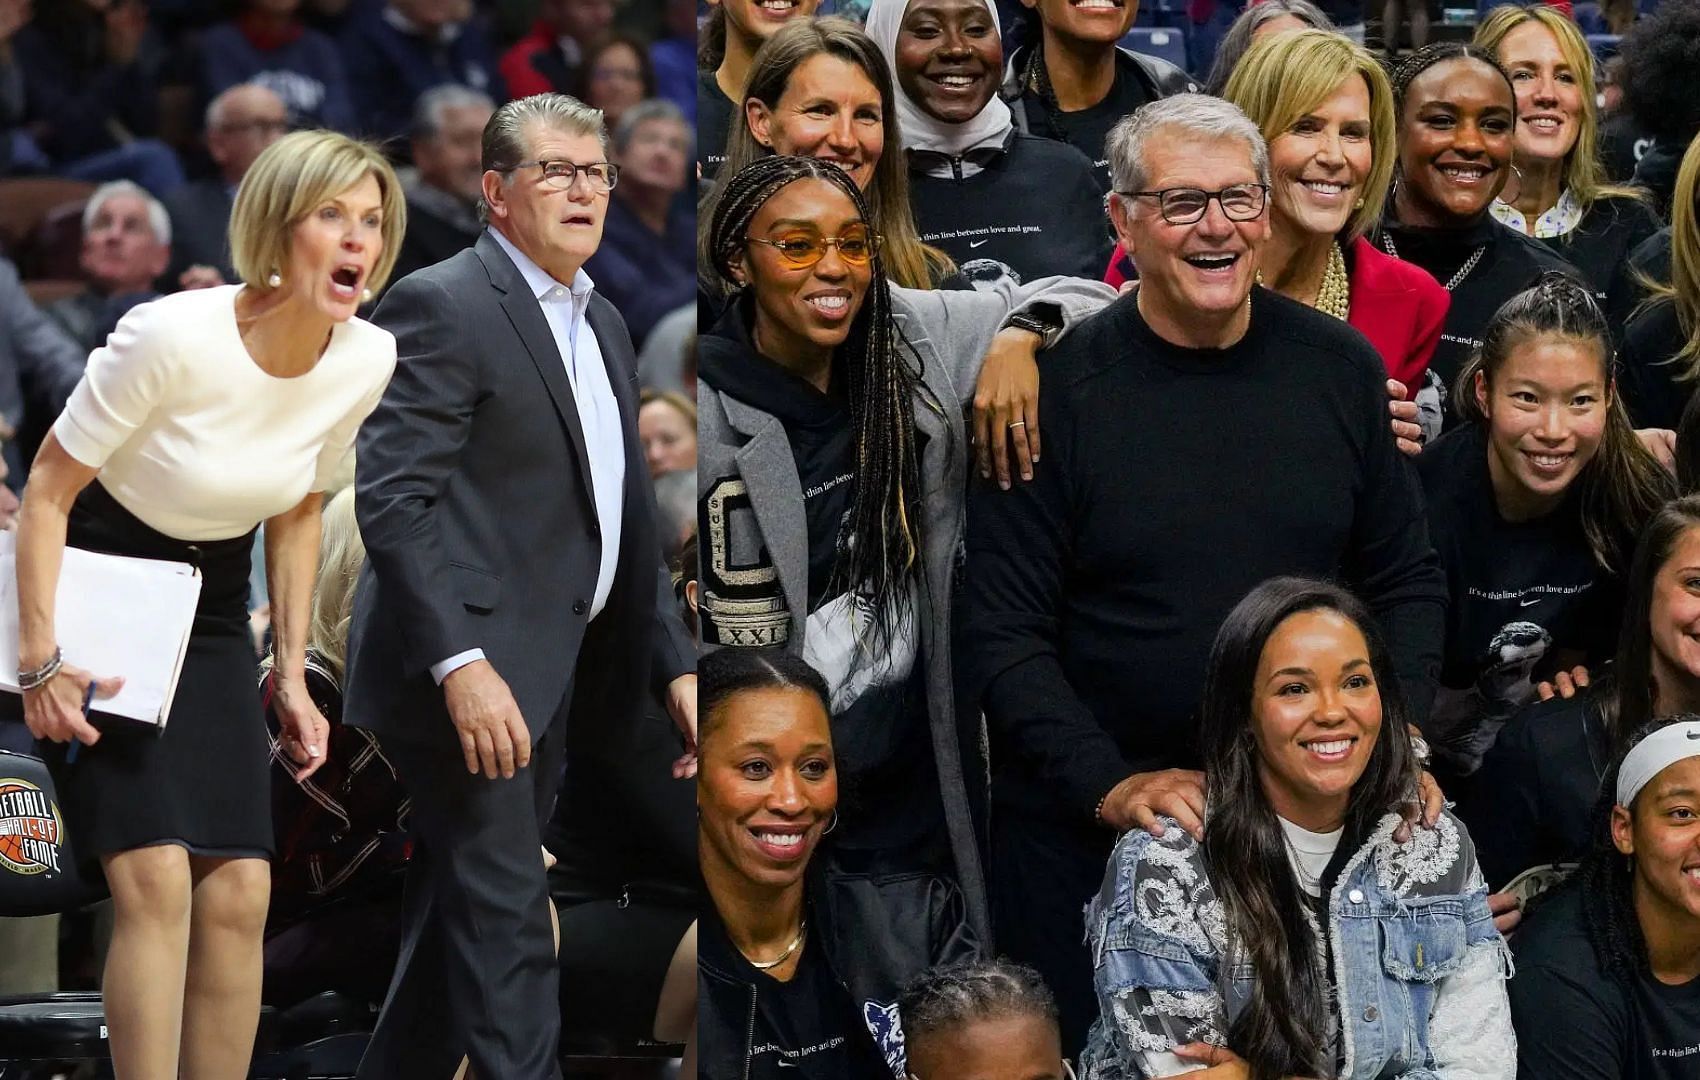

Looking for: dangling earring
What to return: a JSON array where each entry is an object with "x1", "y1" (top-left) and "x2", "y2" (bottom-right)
[
  {"x1": 267, "y1": 271, "x2": 282, "y2": 288},
  {"x1": 360, "y1": 287, "x2": 373, "y2": 304}
]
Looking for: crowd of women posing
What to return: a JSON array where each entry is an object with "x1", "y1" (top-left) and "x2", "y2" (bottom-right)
[{"x1": 694, "y1": 0, "x2": 1700, "y2": 1077}]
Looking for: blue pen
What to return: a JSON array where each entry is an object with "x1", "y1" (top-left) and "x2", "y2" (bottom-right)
[{"x1": 66, "y1": 683, "x2": 96, "y2": 765}]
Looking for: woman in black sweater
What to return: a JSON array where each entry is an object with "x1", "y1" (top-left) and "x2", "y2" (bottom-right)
[
  {"x1": 864, "y1": 0, "x2": 1108, "y2": 288},
  {"x1": 1370, "y1": 42, "x2": 1578, "y2": 438},
  {"x1": 1418, "y1": 275, "x2": 1671, "y2": 786},
  {"x1": 1616, "y1": 134, "x2": 1700, "y2": 431},
  {"x1": 1475, "y1": 6, "x2": 1661, "y2": 314}
]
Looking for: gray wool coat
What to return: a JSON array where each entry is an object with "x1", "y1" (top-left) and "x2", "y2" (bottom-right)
[{"x1": 698, "y1": 275, "x2": 1116, "y2": 936}]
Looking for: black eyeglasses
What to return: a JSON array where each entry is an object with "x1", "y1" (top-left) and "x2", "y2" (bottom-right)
[
  {"x1": 497, "y1": 160, "x2": 620, "y2": 193},
  {"x1": 1119, "y1": 184, "x2": 1269, "y2": 225}
]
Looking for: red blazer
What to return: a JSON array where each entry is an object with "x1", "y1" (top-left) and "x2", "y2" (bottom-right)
[{"x1": 1100, "y1": 236, "x2": 1449, "y2": 389}]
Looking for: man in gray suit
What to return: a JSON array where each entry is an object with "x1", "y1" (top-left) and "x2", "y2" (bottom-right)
[{"x1": 345, "y1": 93, "x2": 696, "y2": 1079}]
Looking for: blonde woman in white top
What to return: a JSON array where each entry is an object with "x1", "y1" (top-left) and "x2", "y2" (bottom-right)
[{"x1": 12, "y1": 129, "x2": 404, "y2": 1080}]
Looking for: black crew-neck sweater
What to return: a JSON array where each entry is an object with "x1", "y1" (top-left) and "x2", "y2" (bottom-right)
[
  {"x1": 1372, "y1": 215, "x2": 1579, "y2": 434},
  {"x1": 908, "y1": 133, "x2": 1110, "y2": 288},
  {"x1": 1541, "y1": 195, "x2": 1663, "y2": 315},
  {"x1": 959, "y1": 288, "x2": 1447, "y2": 824}
]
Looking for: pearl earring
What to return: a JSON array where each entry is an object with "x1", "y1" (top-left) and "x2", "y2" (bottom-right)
[
  {"x1": 361, "y1": 287, "x2": 373, "y2": 304},
  {"x1": 1354, "y1": 197, "x2": 1365, "y2": 209},
  {"x1": 267, "y1": 271, "x2": 282, "y2": 288}
]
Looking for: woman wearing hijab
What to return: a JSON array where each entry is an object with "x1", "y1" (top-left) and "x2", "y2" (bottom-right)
[{"x1": 866, "y1": 0, "x2": 1108, "y2": 289}]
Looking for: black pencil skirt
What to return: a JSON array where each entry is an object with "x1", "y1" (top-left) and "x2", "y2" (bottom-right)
[{"x1": 37, "y1": 481, "x2": 271, "y2": 868}]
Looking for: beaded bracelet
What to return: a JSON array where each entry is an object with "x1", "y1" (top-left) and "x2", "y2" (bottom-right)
[{"x1": 18, "y1": 646, "x2": 63, "y2": 691}]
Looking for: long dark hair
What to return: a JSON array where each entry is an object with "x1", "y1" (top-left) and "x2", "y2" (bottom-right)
[
  {"x1": 1603, "y1": 497, "x2": 1700, "y2": 744},
  {"x1": 699, "y1": 6, "x2": 728, "y2": 70},
  {"x1": 1199, "y1": 577, "x2": 1417, "y2": 1080},
  {"x1": 707, "y1": 156, "x2": 928, "y2": 653},
  {"x1": 1454, "y1": 273, "x2": 1675, "y2": 573},
  {"x1": 1574, "y1": 714, "x2": 1698, "y2": 988}
]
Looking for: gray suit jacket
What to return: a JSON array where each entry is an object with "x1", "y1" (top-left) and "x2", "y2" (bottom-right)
[
  {"x1": 697, "y1": 274, "x2": 1116, "y2": 936},
  {"x1": 346, "y1": 229, "x2": 693, "y2": 751},
  {"x1": 0, "y1": 258, "x2": 87, "y2": 486}
]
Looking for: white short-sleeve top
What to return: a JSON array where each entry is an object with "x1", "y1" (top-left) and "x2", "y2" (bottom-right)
[{"x1": 51, "y1": 285, "x2": 397, "y2": 541}]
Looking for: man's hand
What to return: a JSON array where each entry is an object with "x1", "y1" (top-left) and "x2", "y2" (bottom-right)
[
  {"x1": 1393, "y1": 769, "x2": 1445, "y2": 843},
  {"x1": 177, "y1": 265, "x2": 225, "y2": 291},
  {"x1": 442, "y1": 659, "x2": 531, "y2": 779},
  {"x1": 1537, "y1": 665, "x2": 1590, "y2": 701},
  {"x1": 1489, "y1": 890, "x2": 1522, "y2": 936},
  {"x1": 972, "y1": 327, "x2": 1042, "y2": 490},
  {"x1": 666, "y1": 672, "x2": 697, "y2": 779},
  {"x1": 1635, "y1": 427, "x2": 1676, "y2": 474},
  {"x1": 1099, "y1": 769, "x2": 1207, "y2": 840},
  {"x1": 1388, "y1": 380, "x2": 1423, "y2": 456}
]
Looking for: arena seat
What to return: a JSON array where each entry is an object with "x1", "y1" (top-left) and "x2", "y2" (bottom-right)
[
  {"x1": 1119, "y1": 26, "x2": 1188, "y2": 70},
  {"x1": 0, "y1": 992, "x2": 278, "y2": 1068},
  {"x1": 1586, "y1": 32, "x2": 1623, "y2": 59}
]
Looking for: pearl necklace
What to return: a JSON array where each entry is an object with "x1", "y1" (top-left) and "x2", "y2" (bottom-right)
[
  {"x1": 1380, "y1": 231, "x2": 1485, "y2": 293},
  {"x1": 745, "y1": 920, "x2": 807, "y2": 971},
  {"x1": 1257, "y1": 243, "x2": 1351, "y2": 322}
]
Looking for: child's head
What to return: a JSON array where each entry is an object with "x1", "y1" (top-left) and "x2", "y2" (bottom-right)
[{"x1": 899, "y1": 958, "x2": 1069, "y2": 1080}]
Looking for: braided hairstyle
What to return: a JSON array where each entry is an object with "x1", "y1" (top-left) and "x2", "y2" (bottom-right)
[
  {"x1": 1454, "y1": 272, "x2": 1674, "y2": 573},
  {"x1": 899, "y1": 957, "x2": 1059, "y2": 1047},
  {"x1": 1386, "y1": 42, "x2": 1515, "y2": 226},
  {"x1": 699, "y1": 647, "x2": 832, "y2": 746},
  {"x1": 1575, "y1": 714, "x2": 1700, "y2": 987},
  {"x1": 708, "y1": 155, "x2": 929, "y2": 655}
]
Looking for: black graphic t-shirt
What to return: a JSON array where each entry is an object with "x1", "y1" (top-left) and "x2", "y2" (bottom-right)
[
  {"x1": 1020, "y1": 62, "x2": 1150, "y2": 194},
  {"x1": 908, "y1": 133, "x2": 1111, "y2": 290},
  {"x1": 698, "y1": 303, "x2": 943, "y2": 861},
  {"x1": 1417, "y1": 423, "x2": 1620, "y2": 776},
  {"x1": 698, "y1": 67, "x2": 735, "y2": 181},
  {"x1": 1513, "y1": 885, "x2": 1700, "y2": 1080}
]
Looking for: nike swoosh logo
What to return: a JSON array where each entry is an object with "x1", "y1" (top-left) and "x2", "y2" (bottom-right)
[
  {"x1": 1520, "y1": 598, "x2": 1540, "y2": 607},
  {"x1": 777, "y1": 1060, "x2": 797, "y2": 1068},
  {"x1": 969, "y1": 239, "x2": 989, "y2": 248}
]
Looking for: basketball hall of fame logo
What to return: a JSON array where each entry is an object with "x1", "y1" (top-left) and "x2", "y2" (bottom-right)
[{"x1": 0, "y1": 777, "x2": 65, "y2": 875}]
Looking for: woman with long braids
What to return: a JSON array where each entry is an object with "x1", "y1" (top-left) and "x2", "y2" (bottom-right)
[
  {"x1": 1615, "y1": 133, "x2": 1700, "y2": 431},
  {"x1": 1509, "y1": 714, "x2": 1700, "y2": 1078},
  {"x1": 1474, "y1": 496, "x2": 1700, "y2": 893},
  {"x1": 697, "y1": 647, "x2": 977, "y2": 1080},
  {"x1": 1079, "y1": 577, "x2": 1513, "y2": 1079},
  {"x1": 1371, "y1": 42, "x2": 1579, "y2": 440},
  {"x1": 697, "y1": 155, "x2": 1113, "y2": 939},
  {"x1": 1418, "y1": 275, "x2": 1672, "y2": 783},
  {"x1": 705, "y1": 17, "x2": 955, "y2": 291},
  {"x1": 1474, "y1": 6, "x2": 1661, "y2": 312}
]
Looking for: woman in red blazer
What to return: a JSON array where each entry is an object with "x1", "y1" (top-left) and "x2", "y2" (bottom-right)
[{"x1": 1103, "y1": 30, "x2": 1448, "y2": 395}]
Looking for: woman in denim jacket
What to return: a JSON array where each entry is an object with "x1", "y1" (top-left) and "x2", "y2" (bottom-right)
[{"x1": 1081, "y1": 578, "x2": 1515, "y2": 1079}]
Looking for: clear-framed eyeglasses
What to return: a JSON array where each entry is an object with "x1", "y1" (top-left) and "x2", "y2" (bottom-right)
[
  {"x1": 1120, "y1": 183, "x2": 1268, "y2": 225},
  {"x1": 908, "y1": 1061, "x2": 1077, "y2": 1080},
  {"x1": 499, "y1": 159, "x2": 620, "y2": 193}
]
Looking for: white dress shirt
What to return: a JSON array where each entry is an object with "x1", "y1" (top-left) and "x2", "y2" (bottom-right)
[{"x1": 431, "y1": 229, "x2": 628, "y2": 684}]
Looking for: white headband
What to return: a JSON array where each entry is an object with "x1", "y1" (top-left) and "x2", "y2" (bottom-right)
[{"x1": 1616, "y1": 720, "x2": 1700, "y2": 807}]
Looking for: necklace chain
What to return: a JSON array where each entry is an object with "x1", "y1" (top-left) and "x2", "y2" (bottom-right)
[
  {"x1": 1380, "y1": 231, "x2": 1485, "y2": 292},
  {"x1": 745, "y1": 920, "x2": 807, "y2": 971}
]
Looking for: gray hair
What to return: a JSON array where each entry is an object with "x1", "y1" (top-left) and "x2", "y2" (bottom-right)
[
  {"x1": 205, "y1": 82, "x2": 284, "y2": 131},
  {"x1": 613, "y1": 99, "x2": 691, "y2": 154},
  {"x1": 1204, "y1": 0, "x2": 1335, "y2": 95},
  {"x1": 1105, "y1": 94, "x2": 1269, "y2": 202},
  {"x1": 82, "y1": 180, "x2": 171, "y2": 247},
  {"x1": 479, "y1": 92, "x2": 607, "y2": 224},
  {"x1": 412, "y1": 83, "x2": 496, "y2": 141}
]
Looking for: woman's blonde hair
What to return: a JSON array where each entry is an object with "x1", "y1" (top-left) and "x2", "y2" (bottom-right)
[
  {"x1": 230, "y1": 130, "x2": 407, "y2": 296},
  {"x1": 639, "y1": 387, "x2": 698, "y2": 426},
  {"x1": 1222, "y1": 29, "x2": 1395, "y2": 241},
  {"x1": 703, "y1": 17, "x2": 953, "y2": 291},
  {"x1": 1645, "y1": 132, "x2": 1700, "y2": 375},
  {"x1": 1474, "y1": 5, "x2": 1644, "y2": 212},
  {"x1": 307, "y1": 487, "x2": 366, "y2": 678}
]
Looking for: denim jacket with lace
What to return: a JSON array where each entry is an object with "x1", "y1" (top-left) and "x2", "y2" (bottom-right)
[{"x1": 1079, "y1": 812, "x2": 1515, "y2": 1079}]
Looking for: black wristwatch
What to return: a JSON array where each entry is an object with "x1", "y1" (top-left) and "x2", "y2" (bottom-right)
[{"x1": 1004, "y1": 308, "x2": 1058, "y2": 345}]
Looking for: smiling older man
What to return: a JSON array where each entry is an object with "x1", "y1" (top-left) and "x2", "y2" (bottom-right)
[{"x1": 957, "y1": 93, "x2": 1448, "y2": 1055}]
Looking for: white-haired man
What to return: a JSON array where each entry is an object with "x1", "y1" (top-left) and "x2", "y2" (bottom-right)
[
  {"x1": 958, "y1": 93, "x2": 1449, "y2": 1054},
  {"x1": 43, "y1": 180, "x2": 168, "y2": 355}
]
